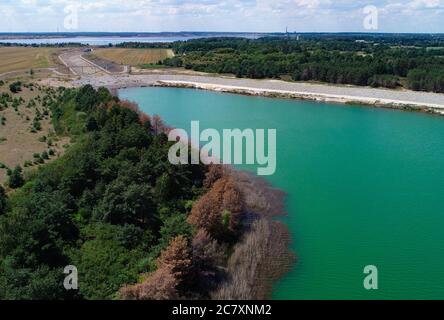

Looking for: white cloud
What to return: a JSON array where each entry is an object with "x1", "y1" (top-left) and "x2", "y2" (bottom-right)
[{"x1": 0, "y1": 0, "x2": 442, "y2": 32}]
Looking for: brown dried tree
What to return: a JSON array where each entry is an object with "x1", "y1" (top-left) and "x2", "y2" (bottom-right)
[
  {"x1": 203, "y1": 164, "x2": 225, "y2": 188},
  {"x1": 192, "y1": 229, "x2": 225, "y2": 268},
  {"x1": 188, "y1": 177, "x2": 243, "y2": 240},
  {"x1": 119, "y1": 236, "x2": 192, "y2": 300},
  {"x1": 151, "y1": 114, "x2": 171, "y2": 135},
  {"x1": 119, "y1": 268, "x2": 179, "y2": 300},
  {"x1": 157, "y1": 235, "x2": 193, "y2": 280}
]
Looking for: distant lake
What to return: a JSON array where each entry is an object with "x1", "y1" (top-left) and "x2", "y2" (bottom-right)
[
  {"x1": 120, "y1": 87, "x2": 444, "y2": 299},
  {"x1": 0, "y1": 34, "x2": 260, "y2": 46}
]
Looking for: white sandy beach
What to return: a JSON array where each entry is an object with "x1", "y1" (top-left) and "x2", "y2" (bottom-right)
[{"x1": 71, "y1": 73, "x2": 444, "y2": 113}]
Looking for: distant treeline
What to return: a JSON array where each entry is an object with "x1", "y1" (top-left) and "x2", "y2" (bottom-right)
[
  {"x1": 116, "y1": 42, "x2": 174, "y2": 49},
  {"x1": 162, "y1": 36, "x2": 444, "y2": 93}
]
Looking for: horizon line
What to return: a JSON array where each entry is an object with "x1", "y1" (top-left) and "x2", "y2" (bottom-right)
[{"x1": 0, "y1": 31, "x2": 443, "y2": 35}]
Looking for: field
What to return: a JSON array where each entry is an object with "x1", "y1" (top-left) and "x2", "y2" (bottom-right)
[
  {"x1": 92, "y1": 48, "x2": 174, "y2": 66},
  {"x1": 0, "y1": 47, "x2": 62, "y2": 74}
]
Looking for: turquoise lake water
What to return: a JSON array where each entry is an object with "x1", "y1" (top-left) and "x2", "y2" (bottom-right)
[{"x1": 119, "y1": 87, "x2": 444, "y2": 300}]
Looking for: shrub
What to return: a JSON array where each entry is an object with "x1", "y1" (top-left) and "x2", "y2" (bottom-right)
[
  {"x1": 33, "y1": 119, "x2": 42, "y2": 131},
  {"x1": 24, "y1": 160, "x2": 33, "y2": 167},
  {"x1": 0, "y1": 185, "x2": 7, "y2": 215},
  {"x1": 9, "y1": 81, "x2": 22, "y2": 93},
  {"x1": 7, "y1": 165, "x2": 24, "y2": 189}
]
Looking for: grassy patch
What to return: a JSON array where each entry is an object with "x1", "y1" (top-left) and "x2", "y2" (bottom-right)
[
  {"x1": 0, "y1": 47, "x2": 62, "y2": 74},
  {"x1": 92, "y1": 48, "x2": 174, "y2": 66}
]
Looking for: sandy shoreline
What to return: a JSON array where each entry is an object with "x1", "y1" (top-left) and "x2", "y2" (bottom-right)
[
  {"x1": 70, "y1": 73, "x2": 444, "y2": 115},
  {"x1": 155, "y1": 80, "x2": 444, "y2": 114}
]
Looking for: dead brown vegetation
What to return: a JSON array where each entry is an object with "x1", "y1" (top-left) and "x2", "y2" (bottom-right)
[
  {"x1": 120, "y1": 164, "x2": 293, "y2": 300},
  {"x1": 119, "y1": 236, "x2": 191, "y2": 300},
  {"x1": 119, "y1": 267, "x2": 179, "y2": 300},
  {"x1": 211, "y1": 219, "x2": 292, "y2": 300},
  {"x1": 210, "y1": 169, "x2": 293, "y2": 300},
  {"x1": 188, "y1": 175, "x2": 243, "y2": 241}
]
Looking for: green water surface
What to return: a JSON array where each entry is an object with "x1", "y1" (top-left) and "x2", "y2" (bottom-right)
[{"x1": 119, "y1": 87, "x2": 444, "y2": 299}]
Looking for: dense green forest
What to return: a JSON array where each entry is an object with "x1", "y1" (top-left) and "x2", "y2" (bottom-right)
[
  {"x1": 0, "y1": 84, "x2": 289, "y2": 300},
  {"x1": 0, "y1": 85, "x2": 214, "y2": 299},
  {"x1": 162, "y1": 36, "x2": 444, "y2": 93}
]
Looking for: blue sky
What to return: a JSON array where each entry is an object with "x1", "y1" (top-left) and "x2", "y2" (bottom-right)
[{"x1": 0, "y1": 0, "x2": 443, "y2": 33}]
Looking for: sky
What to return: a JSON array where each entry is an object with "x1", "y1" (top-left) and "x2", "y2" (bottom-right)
[{"x1": 0, "y1": 0, "x2": 443, "y2": 33}]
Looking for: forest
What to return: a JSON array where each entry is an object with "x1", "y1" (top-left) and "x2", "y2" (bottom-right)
[
  {"x1": 162, "y1": 35, "x2": 444, "y2": 93},
  {"x1": 0, "y1": 85, "x2": 285, "y2": 300}
]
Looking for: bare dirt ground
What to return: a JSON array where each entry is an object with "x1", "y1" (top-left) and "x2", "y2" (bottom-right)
[
  {"x1": 0, "y1": 81, "x2": 69, "y2": 185},
  {"x1": 59, "y1": 50, "x2": 108, "y2": 77}
]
